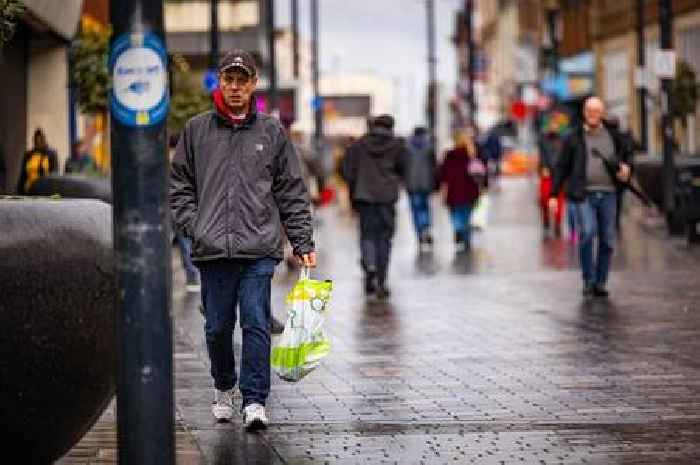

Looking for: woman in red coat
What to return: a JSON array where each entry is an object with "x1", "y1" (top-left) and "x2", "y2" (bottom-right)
[{"x1": 439, "y1": 132, "x2": 485, "y2": 252}]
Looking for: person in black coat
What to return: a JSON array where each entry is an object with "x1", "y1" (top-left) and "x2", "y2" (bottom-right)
[
  {"x1": 549, "y1": 97, "x2": 633, "y2": 298},
  {"x1": 341, "y1": 114, "x2": 406, "y2": 301},
  {"x1": 17, "y1": 128, "x2": 58, "y2": 194}
]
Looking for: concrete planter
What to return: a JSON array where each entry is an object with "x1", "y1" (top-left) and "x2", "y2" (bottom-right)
[
  {"x1": 27, "y1": 175, "x2": 112, "y2": 204},
  {"x1": 0, "y1": 199, "x2": 116, "y2": 463}
]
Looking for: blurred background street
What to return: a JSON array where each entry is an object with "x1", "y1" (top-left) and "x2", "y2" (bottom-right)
[{"x1": 2, "y1": 0, "x2": 700, "y2": 463}]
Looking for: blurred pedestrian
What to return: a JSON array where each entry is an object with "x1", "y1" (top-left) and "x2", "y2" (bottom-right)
[
  {"x1": 439, "y1": 131, "x2": 485, "y2": 252},
  {"x1": 290, "y1": 129, "x2": 320, "y2": 205},
  {"x1": 167, "y1": 134, "x2": 201, "y2": 293},
  {"x1": 605, "y1": 115, "x2": 638, "y2": 231},
  {"x1": 284, "y1": 129, "x2": 319, "y2": 271},
  {"x1": 174, "y1": 226, "x2": 201, "y2": 292},
  {"x1": 65, "y1": 139, "x2": 99, "y2": 176},
  {"x1": 538, "y1": 128, "x2": 565, "y2": 236},
  {"x1": 404, "y1": 126, "x2": 437, "y2": 252},
  {"x1": 170, "y1": 50, "x2": 316, "y2": 430},
  {"x1": 549, "y1": 97, "x2": 632, "y2": 298},
  {"x1": 341, "y1": 114, "x2": 405, "y2": 301},
  {"x1": 483, "y1": 126, "x2": 503, "y2": 180},
  {"x1": 17, "y1": 128, "x2": 58, "y2": 194}
]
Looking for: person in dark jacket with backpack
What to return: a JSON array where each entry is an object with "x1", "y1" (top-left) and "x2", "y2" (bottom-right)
[
  {"x1": 341, "y1": 114, "x2": 405, "y2": 301},
  {"x1": 404, "y1": 126, "x2": 437, "y2": 252},
  {"x1": 170, "y1": 50, "x2": 315, "y2": 430},
  {"x1": 549, "y1": 96, "x2": 632, "y2": 298},
  {"x1": 17, "y1": 128, "x2": 58, "y2": 194}
]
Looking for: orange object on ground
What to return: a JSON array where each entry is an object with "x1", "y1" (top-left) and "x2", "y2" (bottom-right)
[{"x1": 502, "y1": 151, "x2": 535, "y2": 176}]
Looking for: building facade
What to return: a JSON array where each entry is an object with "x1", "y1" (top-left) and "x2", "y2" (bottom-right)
[
  {"x1": 592, "y1": 0, "x2": 700, "y2": 155},
  {"x1": 0, "y1": 0, "x2": 84, "y2": 193},
  {"x1": 458, "y1": 0, "x2": 542, "y2": 132}
]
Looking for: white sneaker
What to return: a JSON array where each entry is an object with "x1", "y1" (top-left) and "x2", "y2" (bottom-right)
[
  {"x1": 211, "y1": 389, "x2": 234, "y2": 422},
  {"x1": 243, "y1": 403, "x2": 269, "y2": 431}
]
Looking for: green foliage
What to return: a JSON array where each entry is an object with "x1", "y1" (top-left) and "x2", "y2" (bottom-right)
[
  {"x1": 168, "y1": 55, "x2": 212, "y2": 136},
  {"x1": 0, "y1": 0, "x2": 24, "y2": 45},
  {"x1": 672, "y1": 60, "x2": 698, "y2": 125},
  {"x1": 71, "y1": 26, "x2": 111, "y2": 114}
]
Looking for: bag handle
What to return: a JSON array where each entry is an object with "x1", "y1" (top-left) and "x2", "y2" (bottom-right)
[{"x1": 299, "y1": 266, "x2": 311, "y2": 281}]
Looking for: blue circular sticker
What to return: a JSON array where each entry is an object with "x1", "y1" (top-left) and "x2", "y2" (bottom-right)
[{"x1": 109, "y1": 32, "x2": 169, "y2": 127}]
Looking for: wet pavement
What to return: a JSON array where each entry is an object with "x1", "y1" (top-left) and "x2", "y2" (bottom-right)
[{"x1": 61, "y1": 177, "x2": 700, "y2": 464}]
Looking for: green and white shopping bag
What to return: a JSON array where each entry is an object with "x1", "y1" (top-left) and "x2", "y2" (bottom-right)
[{"x1": 271, "y1": 268, "x2": 333, "y2": 382}]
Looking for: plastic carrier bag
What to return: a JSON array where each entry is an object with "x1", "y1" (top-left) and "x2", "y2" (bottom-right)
[
  {"x1": 471, "y1": 193, "x2": 490, "y2": 230},
  {"x1": 271, "y1": 268, "x2": 333, "y2": 382}
]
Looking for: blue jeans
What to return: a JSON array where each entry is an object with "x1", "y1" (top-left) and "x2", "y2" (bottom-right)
[
  {"x1": 567, "y1": 202, "x2": 577, "y2": 236},
  {"x1": 574, "y1": 191, "x2": 617, "y2": 287},
  {"x1": 174, "y1": 229, "x2": 199, "y2": 283},
  {"x1": 408, "y1": 192, "x2": 431, "y2": 238},
  {"x1": 449, "y1": 204, "x2": 474, "y2": 244},
  {"x1": 198, "y1": 258, "x2": 278, "y2": 407}
]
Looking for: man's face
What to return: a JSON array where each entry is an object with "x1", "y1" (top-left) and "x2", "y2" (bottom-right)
[
  {"x1": 219, "y1": 69, "x2": 257, "y2": 113},
  {"x1": 583, "y1": 99, "x2": 604, "y2": 128}
]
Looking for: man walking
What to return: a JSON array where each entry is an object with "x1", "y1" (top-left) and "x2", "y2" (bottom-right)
[
  {"x1": 550, "y1": 97, "x2": 632, "y2": 298},
  {"x1": 404, "y1": 126, "x2": 437, "y2": 252},
  {"x1": 170, "y1": 50, "x2": 316, "y2": 430},
  {"x1": 341, "y1": 114, "x2": 405, "y2": 301}
]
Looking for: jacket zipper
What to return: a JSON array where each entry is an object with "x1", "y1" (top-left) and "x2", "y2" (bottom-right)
[{"x1": 226, "y1": 129, "x2": 234, "y2": 258}]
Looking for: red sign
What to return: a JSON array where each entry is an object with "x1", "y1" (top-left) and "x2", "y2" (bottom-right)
[{"x1": 510, "y1": 100, "x2": 527, "y2": 121}]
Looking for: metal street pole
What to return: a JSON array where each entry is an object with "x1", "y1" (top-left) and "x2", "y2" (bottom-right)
[
  {"x1": 311, "y1": 0, "x2": 324, "y2": 190},
  {"x1": 426, "y1": 0, "x2": 437, "y2": 146},
  {"x1": 210, "y1": 0, "x2": 219, "y2": 69},
  {"x1": 292, "y1": 0, "x2": 299, "y2": 79},
  {"x1": 636, "y1": 0, "x2": 648, "y2": 152},
  {"x1": 546, "y1": 7, "x2": 559, "y2": 74},
  {"x1": 465, "y1": 0, "x2": 475, "y2": 127},
  {"x1": 109, "y1": 1, "x2": 174, "y2": 464},
  {"x1": 659, "y1": 0, "x2": 676, "y2": 227},
  {"x1": 266, "y1": 0, "x2": 278, "y2": 115},
  {"x1": 311, "y1": 0, "x2": 322, "y2": 147}
]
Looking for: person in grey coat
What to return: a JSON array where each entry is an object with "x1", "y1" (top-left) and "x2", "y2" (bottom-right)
[
  {"x1": 341, "y1": 114, "x2": 405, "y2": 301},
  {"x1": 169, "y1": 50, "x2": 315, "y2": 430},
  {"x1": 404, "y1": 126, "x2": 437, "y2": 251}
]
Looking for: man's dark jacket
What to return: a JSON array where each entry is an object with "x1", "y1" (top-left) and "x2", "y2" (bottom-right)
[
  {"x1": 341, "y1": 127, "x2": 406, "y2": 204},
  {"x1": 551, "y1": 122, "x2": 633, "y2": 202},
  {"x1": 169, "y1": 109, "x2": 314, "y2": 261}
]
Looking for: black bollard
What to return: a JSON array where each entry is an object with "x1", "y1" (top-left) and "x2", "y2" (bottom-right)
[{"x1": 108, "y1": 1, "x2": 174, "y2": 464}]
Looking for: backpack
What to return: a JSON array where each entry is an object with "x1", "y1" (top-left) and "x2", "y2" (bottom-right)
[{"x1": 22, "y1": 151, "x2": 51, "y2": 193}]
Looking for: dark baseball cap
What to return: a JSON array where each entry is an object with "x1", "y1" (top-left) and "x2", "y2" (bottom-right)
[{"x1": 218, "y1": 50, "x2": 257, "y2": 76}]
